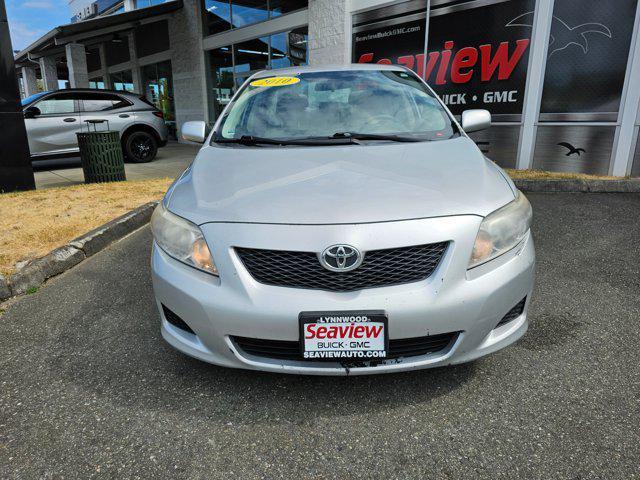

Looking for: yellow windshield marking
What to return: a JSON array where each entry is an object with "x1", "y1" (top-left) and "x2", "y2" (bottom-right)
[{"x1": 250, "y1": 76, "x2": 300, "y2": 87}]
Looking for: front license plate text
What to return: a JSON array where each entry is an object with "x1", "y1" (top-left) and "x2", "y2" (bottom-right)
[{"x1": 299, "y1": 312, "x2": 388, "y2": 360}]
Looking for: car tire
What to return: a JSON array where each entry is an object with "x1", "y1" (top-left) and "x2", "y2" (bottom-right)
[{"x1": 123, "y1": 130, "x2": 158, "y2": 163}]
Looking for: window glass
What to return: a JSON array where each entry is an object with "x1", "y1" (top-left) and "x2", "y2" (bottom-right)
[
  {"x1": 105, "y1": 35, "x2": 130, "y2": 66},
  {"x1": 35, "y1": 95, "x2": 76, "y2": 115},
  {"x1": 234, "y1": 37, "x2": 269, "y2": 74},
  {"x1": 135, "y1": 20, "x2": 170, "y2": 58},
  {"x1": 110, "y1": 70, "x2": 134, "y2": 92},
  {"x1": 96, "y1": 0, "x2": 123, "y2": 14},
  {"x1": 208, "y1": 46, "x2": 234, "y2": 121},
  {"x1": 270, "y1": 0, "x2": 305, "y2": 18},
  {"x1": 205, "y1": 0, "x2": 232, "y2": 35},
  {"x1": 137, "y1": 0, "x2": 166, "y2": 6},
  {"x1": 141, "y1": 60, "x2": 175, "y2": 121},
  {"x1": 89, "y1": 77, "x2": 105, "y2": 89},
  {"x1": 21, "y1": 92, "x2": 47, "y2": 107},
  {"x1": 271, "y1": 27, "x2": 308, "y2": 69},
  {"x1": 218, "y1": 70, "x2": 453, "y2": 140},
  {"x1": 86, "y1": 47, "x2": 101, "y2": 72},
  {"x1": 231, "y1": 0, "x2": 268, "y2": 28},
  {"x1": 270, "y1": 33, "x2": 289, "y2": 69},
  {"x1": 540, "y1": 0, "x2": 638, "y2": 116},
  {"x1": 79, "y1": 93, "x2": 128, "y2": 112}
]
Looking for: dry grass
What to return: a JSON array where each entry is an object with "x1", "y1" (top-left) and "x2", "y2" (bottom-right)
[
  {"x1": 505, "y1": 169, "x2": 624, "y2": 181},
  {"x1": 0, "y1": 178, "x2": 172, "y2": 276}
]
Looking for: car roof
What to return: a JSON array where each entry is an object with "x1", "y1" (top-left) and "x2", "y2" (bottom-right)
[
  {"x1": 40, "y1": 88, "x2": 141, "y2": 97},
  {"x1": 250, "y1": 63, "x2": 409, "y2": 79}
]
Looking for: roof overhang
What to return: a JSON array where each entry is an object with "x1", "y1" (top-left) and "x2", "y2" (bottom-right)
[{"x1": 14, "y1": 0, "x2": 182, "y2": 65}]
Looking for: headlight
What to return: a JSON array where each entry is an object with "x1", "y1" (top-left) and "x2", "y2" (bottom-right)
[
  {"x1": 151, "y1": 203, "x2": 218, "y2": 276},
  {"x1": 469, "y1": 191, "x2": 532, "y2": 268}
]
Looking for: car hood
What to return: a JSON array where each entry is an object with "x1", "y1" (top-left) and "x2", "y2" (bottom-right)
[{"x1": 167, "y1": 137, "x2": 515, "y2": 225}]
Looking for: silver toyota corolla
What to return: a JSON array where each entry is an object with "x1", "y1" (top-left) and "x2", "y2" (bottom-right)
[{"x1": 151, "y1": 64, "x2": 535, "y2": 375}]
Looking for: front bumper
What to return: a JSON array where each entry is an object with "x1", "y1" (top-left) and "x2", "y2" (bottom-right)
[{"x1": 151, "y1": 216, "x2": 535, "y2": 375}]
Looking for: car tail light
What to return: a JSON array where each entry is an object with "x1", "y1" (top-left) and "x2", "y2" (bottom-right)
[{"x1": 152, "y1": 111, "x2": 164, "y2": 119}]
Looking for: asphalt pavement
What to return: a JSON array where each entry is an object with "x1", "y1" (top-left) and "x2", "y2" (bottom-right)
[{"x1": 1, "y1": 193, "x2": 639, "y2": 479}]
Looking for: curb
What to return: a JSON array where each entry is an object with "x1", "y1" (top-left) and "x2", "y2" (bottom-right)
[
  {"x1": 1, "y1": 201, "x2": 158, "y2": 301},
  {"x1": 514, "y1": 178, "x2": 640, "y2": 193}
]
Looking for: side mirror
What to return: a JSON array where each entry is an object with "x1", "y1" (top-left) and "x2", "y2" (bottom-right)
[
  {"x1": 181, "y1": 121, "x2": 208, "y2": 143},
  {"x1": 24, "y1": 106, "x2": 41, "y2": 119},
  {"x1": 461, "y1": 109, "x2": 491, "y2": 133}
]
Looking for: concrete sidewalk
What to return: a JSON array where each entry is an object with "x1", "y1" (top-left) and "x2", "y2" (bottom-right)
[{"x1": 33, "y1": 142, "x2": 200, "y2": 189}]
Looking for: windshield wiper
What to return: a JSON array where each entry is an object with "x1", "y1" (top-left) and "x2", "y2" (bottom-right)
[
  {"x1": 331, "y1": 132, "x2": 423, "y2": 142},
  {"x1": 213, "y1": 134, "x2": 357, "y2": 146},
  {"x1": 214, "y1": 135, "x2": 287, "y2": 146},
  {"x1": 212, "y1": 132, "x2": 423, "y2": 146}
]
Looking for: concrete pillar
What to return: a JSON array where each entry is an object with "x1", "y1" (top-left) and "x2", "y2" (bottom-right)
[
  {"x1": 65, "y1": 43, "x2": 89, "y2": 88},
  {"x1": 308, "y1": 0, "x2": 351, "y2": 65},
  {"x1": 516, "y1": 0, "x2": 555, "y2": 170},
  {"x1": 98, "y1": 43, "x2": 111, "y2": 88},
  {"x1": 39, "y1": 56, "x2": 58, "y2": 91},
  {"x1": 127, "y1": 31, "x2": 142, "y2": 93},
  {"x1": 169, "y1": 0, "x2": 207, "y2": 137},
  {"x1": 124, "y1": 0, "x2": 136, "y2": 11},
  {"x1": 610, "y1": 3, "x2": 640, "y2": 176},
  {"x1": 20, "y1": 66, "x2": 38, "y2": 96}
]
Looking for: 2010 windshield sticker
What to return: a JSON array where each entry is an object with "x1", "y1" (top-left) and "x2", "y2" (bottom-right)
[{"x1": 250, "y1": 76, "x2": 300, "y2": 87}]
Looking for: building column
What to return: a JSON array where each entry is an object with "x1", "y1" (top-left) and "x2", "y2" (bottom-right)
[
  {"x1": 20, "y1": 66, "x2": 38, "y2": 96},
  {"x1": 308, "y1": 0, "x2": 352, "y2": 65},
  {"x1": 610, "y1": 3, "x2": 640, "y2": 176},
  {"x1": 515, "y1": 0, "x2": 555, "y2": 170},
  {"x1": 65, "y1": 43, "x2": 89, "y2": 88},
  {"x1": 39, "y1": 56, "x2": 58, "y2": 91},
  {"x1": 98, "y1": 43, "x2": 111, "y2": 88},
  {"x1": 127, "y1": 31, "x2": 142, "y2": 93},
  {"x1": 169, "y1": 0, "x2": 208, "y2": 137}
]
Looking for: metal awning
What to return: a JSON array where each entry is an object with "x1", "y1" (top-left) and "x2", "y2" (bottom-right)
[{"x1": 14, "y1": 0, "x2": 183, "y2": 64}]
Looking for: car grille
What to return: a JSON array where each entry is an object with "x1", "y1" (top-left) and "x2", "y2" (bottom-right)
[
  {"x1": 232, "y1": 332, "x2": 459, "y2": 362},
  {"x1": 496, "y1": 297, "x2": 527, "y2": 328},
  {"x1": 235, "y1": 242, "x2": 449, "y2": 292}
]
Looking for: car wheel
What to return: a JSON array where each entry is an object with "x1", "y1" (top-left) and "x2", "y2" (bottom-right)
[{"x1": 124, "y1": 131, "x2": 158, "y2": 163}]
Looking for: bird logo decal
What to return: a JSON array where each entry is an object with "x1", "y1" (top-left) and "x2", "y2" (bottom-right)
[
  {"x1": 557, "y1": 142, "x2": 586, "y2": 156},
  {"x1": 506, "y1": 12, "x2": 612, "y2": 57}
]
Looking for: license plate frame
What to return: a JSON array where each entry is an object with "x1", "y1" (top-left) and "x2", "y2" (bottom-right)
[{"x1": 298, "y1": 310, "x2": 389, "y2": 361}]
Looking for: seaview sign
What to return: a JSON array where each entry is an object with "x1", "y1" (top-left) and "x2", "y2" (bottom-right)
[{"x1": 352, "y1": 0, "x2": 536, "y2": 115}]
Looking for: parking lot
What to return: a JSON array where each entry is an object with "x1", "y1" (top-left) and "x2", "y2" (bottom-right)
[{"x1": 1, "y1": 192, "x2": 639, "y2": 479}]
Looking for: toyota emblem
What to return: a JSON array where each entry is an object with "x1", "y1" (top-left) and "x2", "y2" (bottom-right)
[{"x1": 319, "y1": 244, "x2": 363, "y2": 272}]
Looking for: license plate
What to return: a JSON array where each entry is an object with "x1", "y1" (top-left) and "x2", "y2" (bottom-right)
[{"x1": 299, "y1": 311, "x2": 388, "y2": 360}]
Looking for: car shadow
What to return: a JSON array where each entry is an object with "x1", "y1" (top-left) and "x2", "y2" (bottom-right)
[{"x1": 58, "y1": 318, "x2": 476, "y2": 425}]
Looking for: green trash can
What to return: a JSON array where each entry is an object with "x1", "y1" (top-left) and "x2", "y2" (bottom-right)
[{"x1": 76, "y1": 119, "x2": 126, "y2": 183}]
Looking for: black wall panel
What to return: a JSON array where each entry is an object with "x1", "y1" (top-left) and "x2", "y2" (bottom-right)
[{"x1": 533, "y1": 125, "x2": 615, "y2": 175}]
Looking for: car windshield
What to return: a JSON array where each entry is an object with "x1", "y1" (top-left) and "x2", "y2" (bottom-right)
[
  {"x1": 21, "y1": 91, "x2": 48, "y2": 107},
  {"x1": 216, "y1": 70, "x2": 455, "y2": 142}
]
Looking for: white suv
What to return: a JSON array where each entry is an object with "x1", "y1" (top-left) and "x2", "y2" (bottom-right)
[{"x1": 22, "y1": 89, "x2": 169, "y2": 162}]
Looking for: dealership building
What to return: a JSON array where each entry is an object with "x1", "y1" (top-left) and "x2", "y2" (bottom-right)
[{"x1": 12, "y1": 0, "x2": 640, "y2": 176}]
